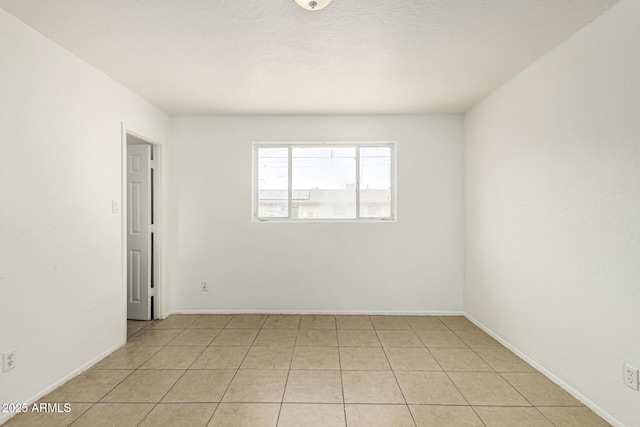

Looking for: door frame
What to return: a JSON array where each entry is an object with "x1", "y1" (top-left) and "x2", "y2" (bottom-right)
[{"x1": 120, "y1": 123, "x2": 166, "y2": 338}]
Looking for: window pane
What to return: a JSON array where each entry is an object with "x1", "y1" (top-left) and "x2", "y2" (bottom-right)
[
  {"x1": 257, "y1": 147, "x2": 288, "y2": 218},
  {"x1": 292, "y1": 147, "x2": 356, "y2": 219},
  {"x1": 360, "y1": 146, "x2": 391, "y2": 218}
]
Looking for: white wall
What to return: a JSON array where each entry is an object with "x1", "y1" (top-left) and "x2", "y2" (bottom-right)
[
  {"x1": 168, "y1": 115, "x2": 464, "y2": 313},
  {"x1": 0, "y1": 10, "x2": 169, "y2": 423},
  {"x1": 464, "y1": 1, "x2": 640, "y2": 426}
]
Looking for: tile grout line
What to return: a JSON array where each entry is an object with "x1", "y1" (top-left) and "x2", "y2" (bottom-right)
[
  {"x1": 135, "y1": 315, "x2": 203, "y2": 426},
  {"x1": 214, "y1": 315, "x2": 265, "y2": 393},
  {"x1": 115, "y1": 318, "x2": 158, "y2": 427},
  {"x1": 493, "y1": 370, "x2": 556, "y2": 424},
  {"x1": 373, "y1": 322, "x2": 418, "y2": 427},
  {"x1": 138, "y1": 338, "x2": 209, "y2": 420},
  {"x1": 139, "y1": 314, "x2": 222, "y2": 426},
  {"x1": 70, "y1": 317, "x2": 162, "y2": 426},
  {"x1": 442, "y1": 322, "x2": 560, "y2": 425},
  {"x1": 437, "y1": 360, "x2": 488, "y2": 426},
  {"x1": 461, "y1": 334, "x2": 561, "y2": 425},
  {"x1": 420, "y1": 322, "x2": 490, "y2": 427},
  {"x1": 201, "y1": 314, "x2": 249, "y2": 426},
  {"x1": 66, "y1": 402, "x2": 97, "y2": 426},
  {"x1": 336, "y1": 317, "x2": 348, "y2": 427},
  {"x1": 275, "y1": 316, "x2": 301, "y2": 427}
]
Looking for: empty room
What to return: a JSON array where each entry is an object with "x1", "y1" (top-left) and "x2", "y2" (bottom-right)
[{"x1": 0, "y1": 0, "x2": 638, "y2": 426}]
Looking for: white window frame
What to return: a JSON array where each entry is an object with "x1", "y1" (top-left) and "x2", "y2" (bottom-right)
[{"x1": 252, "y1": 141, "x2": 396, "y2": 222}]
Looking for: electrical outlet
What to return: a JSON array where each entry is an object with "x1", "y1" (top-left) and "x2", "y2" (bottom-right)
[
  {"x1": 623, "y1": 363, "x2": 639, "y2": 390},
  {"x1": 3, "y1": 349, "x2": 16, "y2": 372},
  {"x1": 201, "y1": 281, "x2": 208, "y2": 291}
]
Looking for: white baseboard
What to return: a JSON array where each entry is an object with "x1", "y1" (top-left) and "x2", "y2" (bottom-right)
[
  {"x1": 464, "y1": 314, "x2": 623, "y2": 427},
  {"x1": 167, "y1": 309, "x2": 465, "y2": 316},
  {"x1": 0, "y1": 342, "x2": 124, "y2": 426}
]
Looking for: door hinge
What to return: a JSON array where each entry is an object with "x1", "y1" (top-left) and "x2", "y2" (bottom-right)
[{"x1": 149, "y1": 224, "x2": 155, "y2": 233}]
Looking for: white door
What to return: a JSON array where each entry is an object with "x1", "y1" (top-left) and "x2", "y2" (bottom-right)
[{"x1": 127, "y1": 144, "x2": 152, "y2": 320}]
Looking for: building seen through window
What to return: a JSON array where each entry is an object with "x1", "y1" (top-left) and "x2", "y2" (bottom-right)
[{"x1": 255, "y1": 144, "x2": 394, "y2": 220}]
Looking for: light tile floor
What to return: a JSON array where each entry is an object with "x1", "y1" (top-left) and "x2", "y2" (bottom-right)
[{"x1": 5, "y1": 315, "x2": 611, "y2": 427}]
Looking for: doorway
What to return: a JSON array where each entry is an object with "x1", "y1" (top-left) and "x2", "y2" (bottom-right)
[{"x1": 125, "y1": 134, "x2": 159, "y2": 321}]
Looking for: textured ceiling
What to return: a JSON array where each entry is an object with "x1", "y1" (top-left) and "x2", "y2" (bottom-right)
[{"x1": 0, "y1": 0, "x2": 619, "y2": 114}]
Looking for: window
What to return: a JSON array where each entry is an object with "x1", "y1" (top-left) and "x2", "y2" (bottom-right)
[{"x1": 254, "y1": 142, "x2": 395, "y2": 221}]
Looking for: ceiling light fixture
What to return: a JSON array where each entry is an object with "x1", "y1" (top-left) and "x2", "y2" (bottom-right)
[{"x1": 295, "y1": 0, "x2": 333, "y2": 11}]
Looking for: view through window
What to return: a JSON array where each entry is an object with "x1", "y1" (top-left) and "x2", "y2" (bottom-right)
[{"x1": 255, "y1": 143, "x2": 395, "y2": 220}]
